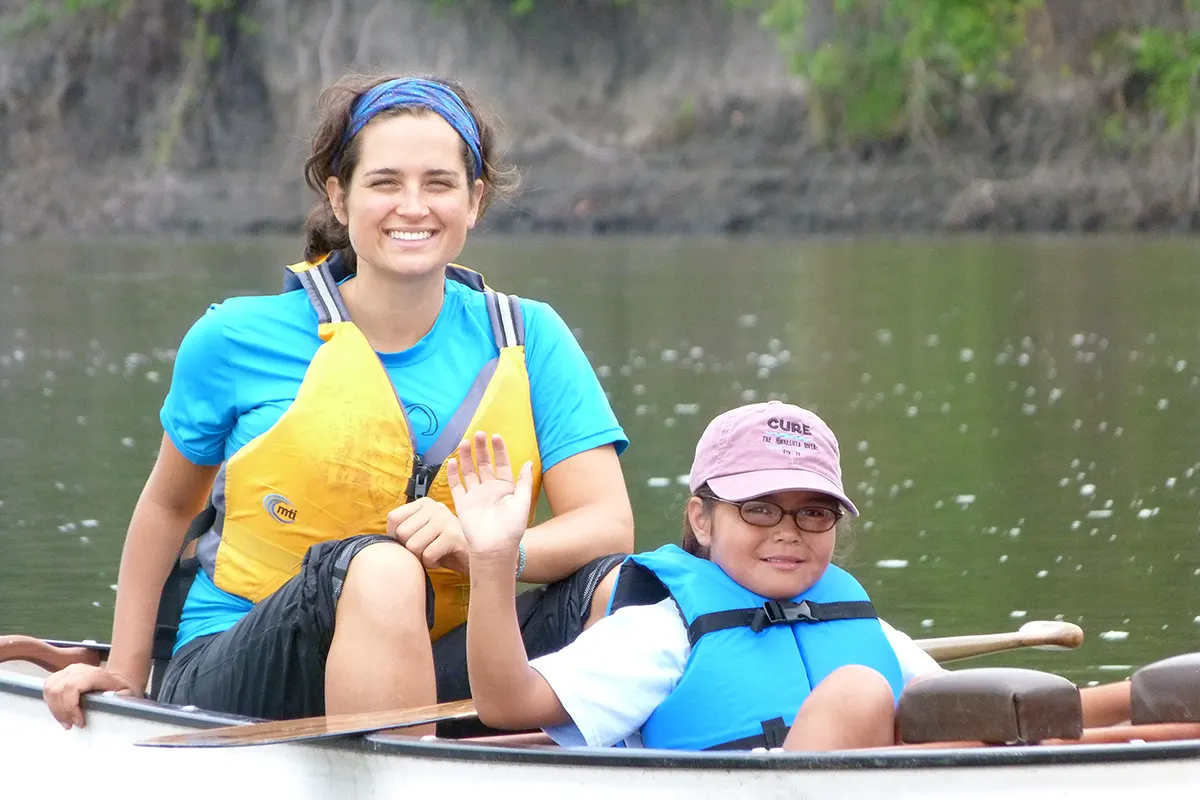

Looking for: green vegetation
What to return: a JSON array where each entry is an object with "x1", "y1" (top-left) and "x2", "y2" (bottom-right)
[
  {"x1": 5, "y1": 0, "x2": 1199, "y2": 158},
  {"x1": 1, "y1": 0, "x2": 252, "y2": 167},
  {"x1": 729, "y1": 0, "x2": 1040, "y2": 144},
  {"x1": 0, "y1": 0, "x2": 121, "y2": 37},
  {"x1": 1129, "y1": 23, "x2": 1200, "y2": 133}
]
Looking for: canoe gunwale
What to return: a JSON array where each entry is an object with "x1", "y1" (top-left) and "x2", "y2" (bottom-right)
[
  {"x1": 5, "y1": 669, "x2": 1200, "y2": 772},
  {"x1": 362, "y1": 732, "x2": 1200, "y2": 771},
  {"x1": 2, "y1": 670, "x2": 296, "y2": 738}
]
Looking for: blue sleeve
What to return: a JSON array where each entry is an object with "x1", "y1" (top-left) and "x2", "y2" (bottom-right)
[
  {"x1": 159, "y1": 305, "x2": 237, "y2": 466},
  {"x1": 523, "y1": 299, "x2": 628, "y2": 472}
]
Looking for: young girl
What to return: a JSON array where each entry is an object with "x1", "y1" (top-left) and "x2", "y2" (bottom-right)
[{"x1": 450, "y1": 400, "x2": 943, "y2": 751}]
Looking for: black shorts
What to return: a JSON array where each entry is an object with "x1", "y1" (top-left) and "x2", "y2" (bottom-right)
[{"x1": 157, "y1": 534, "x2": 625, "y2": 735}]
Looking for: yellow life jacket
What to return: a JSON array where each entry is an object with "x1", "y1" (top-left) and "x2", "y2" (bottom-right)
[{"x1": 195, "y1": 255, "x2": 543, "y2": 640}]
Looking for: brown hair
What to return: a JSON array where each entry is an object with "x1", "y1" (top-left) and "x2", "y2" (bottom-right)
[
  {"x1": 680, "y1": 484, "x2": 854, "y2": 563},
  {"x1": 301, "y1": 73, "x2": 520, "y2": 269}
]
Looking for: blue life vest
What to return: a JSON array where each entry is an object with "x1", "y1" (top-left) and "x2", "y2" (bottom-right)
[{"x1": 608, "y1": 544, "x2": 906, "y2": 751}]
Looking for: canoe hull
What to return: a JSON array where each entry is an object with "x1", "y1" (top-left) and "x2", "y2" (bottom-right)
[{"x1": 4, "y1": 667, "x2": 1200, "y2": 800}]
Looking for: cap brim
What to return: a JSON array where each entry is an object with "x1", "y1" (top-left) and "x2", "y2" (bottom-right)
[{"x1": 707, "y1": 469, "x2": 859, "y2": 516}]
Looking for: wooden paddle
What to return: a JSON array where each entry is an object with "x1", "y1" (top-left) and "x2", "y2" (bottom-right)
[
  {"x1": 135, "y1": 620, "x2": 1083, "y2": 748},
  {"x1": 137, "y1": 698, "x2": 477, "y2": 747},
  {"x1": 915, "y1": 620, "x2": 1083, "y2": 662}
]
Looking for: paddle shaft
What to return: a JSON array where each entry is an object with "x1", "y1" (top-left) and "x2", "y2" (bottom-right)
[
  {"x1": 915, "y1": 621, "x2": 1084, "y2": 663},
  {"x1": 137, "y1": 698, "x2": 478, "y2": 748}
]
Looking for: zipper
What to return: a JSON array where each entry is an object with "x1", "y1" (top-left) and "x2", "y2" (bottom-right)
[{"x1": 406, "y1": 455, "x2": 437, "y2": 502}]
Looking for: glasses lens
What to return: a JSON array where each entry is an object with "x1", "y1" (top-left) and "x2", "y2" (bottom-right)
[
  {"x1": 796, "y1": 508, "x2": 839, "y2": 532},
  {"x1": 739, "y1": 501, "x2": 782, "y2": 526}
]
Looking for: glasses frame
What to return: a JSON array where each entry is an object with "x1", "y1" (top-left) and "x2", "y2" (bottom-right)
[{"x1": 698, "y1": 492, "x2": 844, "y2": 534}]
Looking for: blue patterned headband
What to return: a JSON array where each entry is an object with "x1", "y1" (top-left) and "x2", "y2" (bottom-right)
[{"x1": 335, "y1": 78, "x2": 483, "y2": 180}]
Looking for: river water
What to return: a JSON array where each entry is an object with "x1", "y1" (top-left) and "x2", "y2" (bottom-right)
[{"x1": 1, "y1": 235, "x2": 1197, "y2": 685}]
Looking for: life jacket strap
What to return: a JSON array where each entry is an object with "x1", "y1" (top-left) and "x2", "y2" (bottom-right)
[
  {"x1": 487, "y1": 290, "x2": 525, "y2": 347},
  {"x1": 295, "y1": 253, "x2": 351, "y2": 324},
  {"x1": 705, "y1": 716, "x2": 791, "y2": 751},
  {"x1": 148, "y1": 503, "x2": 218, "y2": 699},
  {"x1": 687, "y1": 599, "x2": 878, "y2": 647}
]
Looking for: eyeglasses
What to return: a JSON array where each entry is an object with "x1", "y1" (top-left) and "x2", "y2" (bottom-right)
[{"x1": 700, "y1": 494, "x2": 843, "y2": 533}]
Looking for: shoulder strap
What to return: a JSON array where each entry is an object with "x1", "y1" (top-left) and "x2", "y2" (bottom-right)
[
  {"x1": 687, "y1": 599, "x2": 878, "y2": 647},
  {"x1": 293, "y1": 255, "x2": 351, "y2": 324},
  {"x1": 486, "y1": 289, "x2": 525, "y2": 347},
  {"x1": 282, "y1": 250, "x2": 352, "y2": 293},
  {"x1": 410, "y1": 285, "x2": 525, "y2": 484},
  {"x1": 445, "y1": 263, "x2": 486, "y2": 292}
]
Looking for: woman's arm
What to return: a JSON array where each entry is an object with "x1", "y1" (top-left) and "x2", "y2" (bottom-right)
[
  {"x1": 43, "y1": 434, "x2": 218, "y2": 727},
  {"x1": 1079, "y1": 681, "x2": 1131, "y2": 728},
  {"x1": 109, "y1": 434, "x2": 220, "y2": 683},
  {"x1": 516, "y1": 443, "x2": 634, "y2": 584}
]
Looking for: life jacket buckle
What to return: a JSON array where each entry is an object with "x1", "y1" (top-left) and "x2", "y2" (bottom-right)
[{"x1": 750, "y1": 599, "x2": 814, "y2": 633}]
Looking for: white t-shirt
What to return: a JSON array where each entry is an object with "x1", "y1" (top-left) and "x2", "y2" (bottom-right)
[{"x1": 529, "y1": 598, "x2": 944, "y2": 748}]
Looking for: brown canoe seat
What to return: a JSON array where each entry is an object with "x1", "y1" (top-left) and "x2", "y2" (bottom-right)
[
  {"x1": 897, "y1": 667, "x2": 1082, "y2": 744},
  {"x1": 1131, "y1": 652, "x2": 1200, "y2": 725}
]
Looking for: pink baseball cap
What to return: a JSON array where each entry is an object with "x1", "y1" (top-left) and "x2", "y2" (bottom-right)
[{"x1": 688, "y1": 401, "x2": 858, "y2": 516}]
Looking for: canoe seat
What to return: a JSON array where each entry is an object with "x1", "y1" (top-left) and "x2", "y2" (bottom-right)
[
  {"x1": 1131, "y1": 652, "x2": 1200, "y2": 724},
  {"x1": 897, "y1": 667, "x2": 1082, "y2": 744}
]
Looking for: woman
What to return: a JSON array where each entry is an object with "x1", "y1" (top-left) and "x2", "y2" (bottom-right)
[
  {"x1": 449, "y1": 401, "x2": 1134, "y2": 751},
  {"x1": 43, "y1": 74, "x2": 633, "y2": 732}
]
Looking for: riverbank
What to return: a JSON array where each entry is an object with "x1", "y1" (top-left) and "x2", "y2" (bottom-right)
[{"x1": 1, "y1": 0, "x2": 1196, "y2": 240}]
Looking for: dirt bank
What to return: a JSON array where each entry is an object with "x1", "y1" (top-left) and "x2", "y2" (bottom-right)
[{"x1": 0, "y1": 0, "x2": 1196, "y2": 241}]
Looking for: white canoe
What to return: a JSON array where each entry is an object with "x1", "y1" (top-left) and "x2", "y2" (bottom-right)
[{"x1": 4, "y1": 661, "x2": 1200, "y2": 800}]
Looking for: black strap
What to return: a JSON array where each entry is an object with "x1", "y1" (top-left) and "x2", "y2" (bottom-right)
[
  {"x1": 706, "y1": 717, "x2": 791, "y2": 751},
  {"x1": 147, "y1": 503, "x2": 216, "y2": 699},
  {"x1": 687, "y1": 599, "x2": 878, "y2": 647}
]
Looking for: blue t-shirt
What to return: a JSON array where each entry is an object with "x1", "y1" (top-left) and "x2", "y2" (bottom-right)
[{"x1": 162, "y1": 276, "x2": 628, "y2": 652}]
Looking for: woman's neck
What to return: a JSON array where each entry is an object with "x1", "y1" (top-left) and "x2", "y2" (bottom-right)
[{"x1": 340, "y1": 267, "x2": 446, "y2": 353}]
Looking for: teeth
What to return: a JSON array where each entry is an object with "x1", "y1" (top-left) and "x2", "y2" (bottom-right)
[{"x1": 389, "y1": 231, "x2": 432, "y2": 241}]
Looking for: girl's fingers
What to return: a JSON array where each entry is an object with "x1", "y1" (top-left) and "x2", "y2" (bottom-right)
[
  {"x1": 513, "y1": 461, "x2": 534, "y2": 511},
  {"x1": 492, "y1": 433, "x2": 513, "y2": 482},
  {"x1": 473, "y1": 430, "x2": 495, "y2": 481},
  {"x1": 445, "y1": 457, "x2": 461, "y2": 494},
  {"x1": 455, "y1": 439, "x2": 479, "y2": 489}
]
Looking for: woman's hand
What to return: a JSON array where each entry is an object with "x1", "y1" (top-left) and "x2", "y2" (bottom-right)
[
  {"x1": 42, "y1": 663, "x2": 144, "y2": 729},
  {"x1": 447, "y1": 431, "x2": 533, "y2": 558},
  {"x1": 387, "y1": 497, "x2": 471, "y2": 575}
]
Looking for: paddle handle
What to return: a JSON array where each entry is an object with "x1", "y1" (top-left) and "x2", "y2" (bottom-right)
[{"x1": 916, "y1": 621, "x2": 1084, "y2": 663}]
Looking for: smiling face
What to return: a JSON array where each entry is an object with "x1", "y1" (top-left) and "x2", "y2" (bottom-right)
[
  {"x1": 688, "y1": 490, "x2": 839, "y2": 600},
  {"x1": 326, "y1": 111, "x2": 482, "y2": 281}
]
